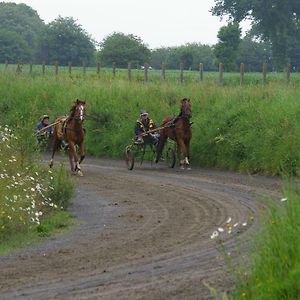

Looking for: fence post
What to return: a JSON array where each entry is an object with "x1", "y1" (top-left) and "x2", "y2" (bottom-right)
[
  {"x1": 240, "y1": 63, "x2": 244, "y2": 85},
  {"x1": 29, "y1": 62, "x2": 33, "y2": 77},
  {"x1": 5, "y1": 60, "x2": 8, "y2": 71},
  {"x1": 180, "y1": 62, "x2": 184, "y2": 84},
  {"x1": 128, "y1": 62, "x2": 132, "y2": 81},
  {"x1": 42, "y1": 61, "x2": 45, "y2": 76},
  {"x1": 286, "y1": 63, "x2": 291, "y2": 83},
  {"x1": 219, "y1": 63, "x2": 223, "y2": 85},
  {"x1": 97, "y1": 61, "x2": 100, "y2": 77},
  {"x1": 144, "y1": 63, "x2": 149, "y2": 83},
  {"x1": 199, "y1": 63, "x2": 203, "y2": 81},
  {"x1": 112, "y1": 62, "x2": 116, "y2": 78},
  {"x1": 262, "y1": 63, "x2": 267, "y2": 84},
  {"x1": 55, "y1": 61, "x2": 59, "y2": 76},
  {"x1": 68, "y1": 62, "x2": 72, "y2": 76},
  {"x1": 161, "y1": 63, "x2": 166, "y2": 81}
]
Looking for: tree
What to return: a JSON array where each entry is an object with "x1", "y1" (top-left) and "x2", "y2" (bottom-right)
[
  {"x1": 0, "y1": 2, "x2": 45, "y2": 62},
  {"x1": 211, "y1": 0, "x2": 300, "y2": 69},
  {"x1": 41, "y1": 16, "x2": 96, "y2": 66},
  {"x1": 150, "y1": 44, "x2": 215, "y2": 70},
  {"x1": 98, "y1": 32, "x2": 151, "y2": 68},
  {"x1": 237, "y1": 37, "x2": 272, "y2": 72},
  {"x1": 214, "y1": 23, "x2": 241, "y2": 71}
]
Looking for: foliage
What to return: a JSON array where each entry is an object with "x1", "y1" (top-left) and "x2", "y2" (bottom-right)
[
  {"x1": 214, "y1": 23, "x2": 241, "y2": 71},
  {"x1": 98, "y1": 32, "x2": 151, "y2": 68},
  {"x1": 0, "y1": 124, "x2": 74, "y2": 243},
  {"x1": 211, "y1": 0, "x2": 300, "y2": 69},
  {"x1": 40, "y1": 16, "x2": 96, "y2": 66},
  {"x1": 150, "y1": 43, "x2": 215, "y2": 70},
  {"x1": 232, "y1": 185, "x2": 300, "y2": 299},
  {"x1": 0, "y1": 2, "x2": 45, "y2": 63}
]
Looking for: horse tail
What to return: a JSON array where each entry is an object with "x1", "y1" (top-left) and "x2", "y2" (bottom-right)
[{"x1": 155, "y1": 132, "x2": 167, "y2": 163}]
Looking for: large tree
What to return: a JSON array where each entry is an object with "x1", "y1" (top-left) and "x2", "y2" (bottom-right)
[
  {"x1": 98, "y1": 32, "x2": 151, "y2": 68},
  {"x1": 211, "y1": 0, "x2": 300, "y2": 69},
  {"x1": 0, "y1": 2, "x2": 45, "y2": 62},
  {"x1": 214, "y1": 23, "x2": 241, "y2": 71},
  {"x1": 41, "y1": 16, "x2": 96, "y2": 66}
]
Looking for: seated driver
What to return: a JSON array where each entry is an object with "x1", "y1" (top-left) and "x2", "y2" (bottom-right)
[
  {"x1": 134, "y1": 110, "x2": 159, "y2": 146},
  {"x1": 35, "y1": 115, "x2": 53, "y2": 143}
]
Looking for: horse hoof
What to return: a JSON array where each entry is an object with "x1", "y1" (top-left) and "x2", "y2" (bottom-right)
[
  {"x1": 77, "y1": 170, "x2": 83, "y2": 177},
  {"x1": 187, "y1": 166, "x2": 192, "y2": 170},
  {"x1": 180, "y1": 165, "x2": 185, "y2": 170}
]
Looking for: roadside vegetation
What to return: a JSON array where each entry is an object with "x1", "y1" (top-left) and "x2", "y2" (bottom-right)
[{"x1": 0, "y1": 123, "x2": 74, "y2": 254}]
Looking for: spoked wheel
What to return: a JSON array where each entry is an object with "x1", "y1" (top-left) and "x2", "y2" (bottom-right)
[
  {"x1": 166, "y1": 147, "x2": 176, "y2": 168},
  {"x1": 125, "y1": 146, "x2": 135, "y2": 170}
]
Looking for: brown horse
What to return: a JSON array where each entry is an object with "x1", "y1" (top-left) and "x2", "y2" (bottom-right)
[
  {"x1": 49, "y1": 99, "x2": 86, "y2": 176},
  {"x1": 156, "y1": 98, "x2": 192, "y2": 169}
]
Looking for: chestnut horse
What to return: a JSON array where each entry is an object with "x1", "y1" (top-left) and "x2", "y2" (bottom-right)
[
  {"x1": 156, "y1": 98, "x2": 192, "y2": 169},
  {"x1": 49, "y1": 99, "x2": 86, "y2": 176}
]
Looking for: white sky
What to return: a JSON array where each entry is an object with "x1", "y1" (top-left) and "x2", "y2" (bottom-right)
[{"x1": 3, "y1": 0, "x2": 250, "y2": 49}]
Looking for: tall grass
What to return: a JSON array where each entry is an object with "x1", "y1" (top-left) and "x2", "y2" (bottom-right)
[
  {"x1": 1, "y1": 72, "x2": 300, "y2": 175},
  {"x1": 232, "y1": 184, "x2": 300, "y2": 299},
  {"x1": 0, "y1": 123, "x2": 74, "y2": 249}
]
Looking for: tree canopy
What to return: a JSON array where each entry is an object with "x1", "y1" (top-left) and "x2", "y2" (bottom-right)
[
  {"x1": 98, "y1": 32, "x2": 151, "y2": 68},
  {"x1": 0, "y1": 2, "x2": 45, "y2": 62},
  {"x1": 40, "y1": 16, "x2": 96, "y2": 66},
  {"x1": 211, "y1": 0, "x2": 300, "y2": 68},
  {"x1": 214, "y1": 23, "x2": 241, "y2": 71}
]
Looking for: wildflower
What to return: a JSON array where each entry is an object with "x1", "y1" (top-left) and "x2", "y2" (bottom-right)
[
  {"x1": 233, "y1": 223, "x2": 239, "y2": 227},
  {"x1": 211, "y1": 231, "x2": 219, "y2": 239},
  {"x1": 218, "y1": 227, "x2": 224, "y2": 232},
  {"x1": 281, "y1": 197, "x2": 287, "y2": 202},
  {"x1": 242, "y1": 222, "x2": 247, "y2": 226},
  {"x1": 226, "y1": 217, "x2": 232, "y2": 223}
]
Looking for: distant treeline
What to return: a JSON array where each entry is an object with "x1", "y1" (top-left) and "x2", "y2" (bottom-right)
[{"x1": 1, "y1": 2, "x2": 300, "y2": 72}]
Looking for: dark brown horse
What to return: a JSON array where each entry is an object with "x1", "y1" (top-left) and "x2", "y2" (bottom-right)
[
  {"x1": 49, "y1": 99, "x2": 86, "y2": 176},
  {"x1": 156, "y1": 98, "x2": 192, "y2": 169}
]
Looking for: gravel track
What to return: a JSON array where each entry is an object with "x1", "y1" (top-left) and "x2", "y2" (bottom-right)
[{"x1": 0, "y1": 157, "x2": 282, "y2": 299}]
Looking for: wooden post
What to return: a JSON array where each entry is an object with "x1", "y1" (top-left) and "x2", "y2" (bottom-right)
[
  {"x1": 180, "y1": 62, "x2": 184, "y2": 84},
  {"x1": 29, "y1": 63, "x2": 33, "y2": 77},
  {"x1": 262, "y1": 63, "x2": 267, "y2": 84},
  {"x1": 68, "y1": 62, "x2": 72, "y2": 75},
  {"x1": 97, "y1": 62, "x2": 100, "y2": 76},
  {"x1": 144, "y1": 63, "x2": 149, "y2": 83},
  {"x1": 240, "y1": 63, "x2": 245, "y2": 85},
  {"x1": 128, "y1": 62, "x2": 132, "y2": 81},
  {"x1": 219, "y1": 63, "x2": 223, "y2": 85},
  {"x1": 5, "y1": 60, "x2": 8, "y2": 71},
  {"x1": 55, "y1": 61, "x2": 58, "y2": 76},
  {"x1": 286, "y1": 63, "x2": 291, "y2": 83},
  {"x1": 82, "y1": 60, "x2": 86, "y2": 75},
  {"x1": 112, "y1": 62, "x2": 116, "y2": 78},
  {"x1": 161, "y1": 63, "x2": 166, "y2": 80},
  {"x1": 199, "y1": 63, "x2": 203, "y2": 81},
  {"x1": 42, "y1": 61, "x2": 45, "y2": 76}
]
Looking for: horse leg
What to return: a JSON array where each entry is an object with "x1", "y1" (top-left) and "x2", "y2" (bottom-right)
[
  {"x1": 49, "y1": 135, "x2": 59, "y2": 168},
  {"x1": 177, "y1": 139, "x2": 189, "y2": 169},
  {"x1": 78, "y1": 141, "x2": 85, "y2": 164},
  {"x1": 68, "y1": 142, "x2": 77, "y2": 174},
  {"x1": 185, "y1": 139, "x2": 191, "y2": 170},
  {"x1": 155, "y1": 134, "x2": 167, "y2": 163}
]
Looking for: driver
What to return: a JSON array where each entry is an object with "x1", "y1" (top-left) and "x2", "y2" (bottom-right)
[{"x1": 134, "y1": 110, "x2": 159, "y2": 145}]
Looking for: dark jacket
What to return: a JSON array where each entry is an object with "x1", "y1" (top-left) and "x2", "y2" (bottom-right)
[{"x1": 135, "y1": 118, "x2": 157, "y2": 136}]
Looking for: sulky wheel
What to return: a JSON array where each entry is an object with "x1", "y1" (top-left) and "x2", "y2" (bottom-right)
[
  {"x1": 125, "y1": 146, "x2": 135, "y2": 170},
  {"x1": 166, "y1": 147, "x2": 176, "y2": 168}
]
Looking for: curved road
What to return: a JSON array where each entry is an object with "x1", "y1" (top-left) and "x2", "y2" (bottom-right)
[{"x1": 0, "y1": 157, "x2": 282, "y2": 299}]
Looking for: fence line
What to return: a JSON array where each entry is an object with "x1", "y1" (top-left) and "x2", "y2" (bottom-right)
[{"x1": 1, "y1": 61, "x2": 296, "y2": 85}]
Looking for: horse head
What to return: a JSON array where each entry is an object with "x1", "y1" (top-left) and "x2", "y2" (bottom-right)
[
  {"x1": 180, "y1": 98, "x2": 192, "y2": 119},
  {"x1": 70, "y1": 99, "x2": 86, "y2": 122}
]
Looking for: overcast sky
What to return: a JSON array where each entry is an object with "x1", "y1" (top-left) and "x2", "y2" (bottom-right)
[{"x1": 3, "y1": 0, "x2": 250, "y2": 49}]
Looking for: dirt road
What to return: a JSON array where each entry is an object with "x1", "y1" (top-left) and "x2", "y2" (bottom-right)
[{"x1": 0, "y1": 158, "x2": 282, "y2": 299}]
